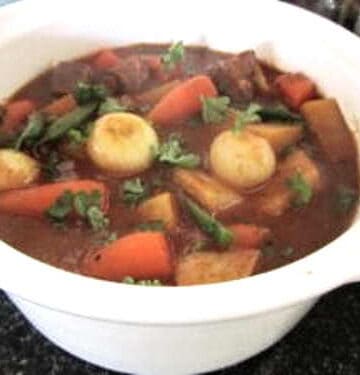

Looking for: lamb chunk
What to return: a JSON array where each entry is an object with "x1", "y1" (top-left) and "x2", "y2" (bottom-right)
[
  {"x1": 208, "y1": 50, "x2": 269, "y2": 103},
  {"x1": 51, "y1": 62, "x2": 93, "y2": 95},
  {"x1": 108, "y1": 55, "x2": 152, "y2": 94}
]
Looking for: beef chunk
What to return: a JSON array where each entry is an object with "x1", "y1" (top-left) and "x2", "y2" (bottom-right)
[
  {"x1": 208, "y1": 50, "x2": 269, "y2": 103},
  {"x1": 108, "y1": 55, "x2": 151, "y2": 94},
  {"x1": 51, "y1": 62, "x2": 93, "y2": 95}
]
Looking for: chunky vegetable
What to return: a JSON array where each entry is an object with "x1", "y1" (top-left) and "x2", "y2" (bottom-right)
[
  {"x1": 210, "y1": 130, "x2": 276, "y2": 189},
  {"x1": 174, "y1": 169, "x2": 242, "y2": 213},
  {"x1": 229, "y1": 224, "x2": 271, "y2": 249},
  {"x1": 301, "y1": 99, "x2": 355, "y2": 162},
  {"x1": 14, "y1": 113, "x2": 45, "y2": 150},
  {"x1": 1, "y1": 99, "x2": 35, "y2": 133},
  {"x1": 148, "y1": 75, "x2": 217, "y2": 125},
  {"x1": 0, "y1": 179, "x2": 109, "y2": 217},
  {"x1": 93, "y1": 49, "x2": 120, "y2": 69},
  {"x1": 43, "y1": 94, "x2": 77, "y2": 117},
  {"x1": 137, "y1": 192, "x2": 179, "y2": 231},
  {"x1": 176, "y1": 249, "x2": 261, "y2": 285},
  {"x1": 185, "y1": 197, "x2": 233, "y2": 247},
  {"x1": 87, "y1": 113, "x2": 159, "y2": 175},
  {"x1": 0, "y1": 149, "x2": 40, "y2": 191},
  {"x1": 135, "y1": 80, "x2": 181, "y2": 108},
  {"x1": 275, "y1": 73, "x2": 316, "y2": 109},
  {"x1": 82, "y1": 231, "x2": 173, "y2": 281}
]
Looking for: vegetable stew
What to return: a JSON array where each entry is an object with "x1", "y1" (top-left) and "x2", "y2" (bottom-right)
[{"x1": 0, "y1": 43, "x2": 358, "y2": 286}]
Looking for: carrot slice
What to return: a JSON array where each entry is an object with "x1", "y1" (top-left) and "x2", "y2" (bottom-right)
[
  {"x1": 275, "y1": 73, "x2": 316, "y2": 110},
  {"x1": 43, "y1": 94, "x2": 77, "y2": 117},
  {"x1": 229, "y1": 224, "x2": 271, "y2": 249},
  {"x1": 2, "y1": 99, "x2": 36, "y2": 133},
  {"x1": 82, "y1": 232, "x2": 173, "y2": 281},
  {"x1": 148, "y1": 75, "x2": 218, "y2": 126},
  {"x1": 93, "y1": 49, "x2": 120, "y2": 69},
  {"x1": 0, "y1": 179, "x2": 109, "y2": 217}
]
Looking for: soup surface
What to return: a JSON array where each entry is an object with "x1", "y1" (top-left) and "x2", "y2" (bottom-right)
[{"x1": 0, "y1": 43, "x2": 358, "y2": 286}]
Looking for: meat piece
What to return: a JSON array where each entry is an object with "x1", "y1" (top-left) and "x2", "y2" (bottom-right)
[
  {"x1": 176, "y1": 249, "x2": 261, "y2": 285},
  {"x1": 108, "y1": 55, "x2": 152, "y2": 94},
  {"x1": 51, "y1": 62, "x2": 93, "y2": 95},
  {"x1": 208, "y1": 50, "x2": 269, "y2": 103}
]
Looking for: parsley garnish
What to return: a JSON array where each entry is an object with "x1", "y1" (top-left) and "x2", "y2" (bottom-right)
[
  {"x1": 122, "y1": 178, "x2": 150, "y2": 206},
  {"x1": 201, "y1": 96, "x2": 230, "y2": 124},
  {"x1": 233, "y1": 104, "x2": 262, "y2": 133},
  {"x1": 335, "y1": 185, "x2": 358, "y2": 213},
  {"x1": 47, "y1": 189, "x2": 109, "y2": 231},
  {"x1": 161, "y1": 41, "x2": 185, "y2": 71},
  {"x1": 122, "y1": 276, "x2": 163, "y2": 286},
  {"x1": 287, "y1": 171, "x2": 313, "y2": 207},
  {"x1": 98, "y1": 97, "x2": 127, "y2": 116},
  {"x1": 42, "y1": 151, "x2": 61, "y2": 181},
  {"x1": 74, "y1": 82, "x2": 108, "y2": 105},
  {"x1": 155, "y1": 134, "x2": 200, "y2": 169}
]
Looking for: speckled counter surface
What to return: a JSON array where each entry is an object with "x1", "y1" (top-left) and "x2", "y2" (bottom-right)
[
  {"x1": 1, "y1": 284, "x2": 360, "y2": 375},
  {"x1": 1, "y1": 0, "x2": 360, "y2": 374}
]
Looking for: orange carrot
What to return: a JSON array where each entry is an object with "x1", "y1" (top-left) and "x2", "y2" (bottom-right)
[
  {"x1": 0, "y1": 179, "x2": 109, "y2": 217},
  {"x1": 82, "y1": 232, "x2": 173, "y2": 281},
  {"x1": 93, "y1": 49, "x2": 120, "y2": 69},
  {"x1": 43, "y1": 94, "x2": 77, "y2": 117},
  {"x1": 2, "y1": 99, "x2": 35, "y2": 133},
  {"x1": 275, "y1": 73, "x2": 316, "y2": 110},
  {"x1": 148, "y1": 75, "x2": 218, "y2": 126},
  {"x1": 229, "y1": 223, "x2": 271, "y2": 249},
  {"x1": 135, "y1": 80, "x2": 181, "y2": 107}
]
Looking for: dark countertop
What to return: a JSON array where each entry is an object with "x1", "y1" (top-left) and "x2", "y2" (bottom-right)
[
  {"x1": 1, "y1": 0, "x2": 360, "y2": 374},
  {"x1": 1, "y1": 284, "x2": 360, "y2": 375}
]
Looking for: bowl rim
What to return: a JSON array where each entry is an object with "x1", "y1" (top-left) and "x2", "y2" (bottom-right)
[{"x1": 0, "y1": 0, "x2": 360, "y2": 325}]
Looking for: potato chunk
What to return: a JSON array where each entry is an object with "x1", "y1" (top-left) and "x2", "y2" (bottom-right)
[
  {"x1": 137, "y1": 192, "x2": 179, "y2": 231},
  {"x1": 301, "y1": 99, "x2": 355, "y2": 162},
  {"x1": 0, "y1": 149, "x2": 40, "y2": 191},
  {"x1": 257, "y1": 149, "x2": 321, "y2": 216},
  {"x1": 247, "y1": 123, "x2": 303, "y2": 154},
  {"x1": 176, "y1": 249, "x2": 261, "y2": 286},
  {"x1": 173, "y1": 169, "x2": 243, "y2": 213}
]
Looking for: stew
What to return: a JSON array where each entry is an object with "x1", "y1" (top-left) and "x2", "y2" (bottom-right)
[{"x1": 0, "y1": 43, "x2": 358, "y2": 286}]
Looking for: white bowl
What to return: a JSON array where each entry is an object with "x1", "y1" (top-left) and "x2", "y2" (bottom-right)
[{"x1": 0, "y1": 0, "x2": 359, "y2": 374}]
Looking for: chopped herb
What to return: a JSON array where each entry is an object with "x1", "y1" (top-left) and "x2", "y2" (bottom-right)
[
  {"x1": 335, "y1": 185, "x2": 358, "y2": 213},
  {"x1": 155, "y1": 134, "x2": 200, "y2": 169},
  {"x1": 123, "y1": 178, "x2": 150, "y2": 206},
  {"x1": 201, "y1": 96, "x2": 230, "y2": 124},
  {"x1": 73, "y1": 190, "x2": 101, "y2": 217},
  {"x1": 98, "y1": 97, "x2": 127, "y2": 116},
  {"x1": 122, "y1": 276, "x2": 163, "y2": 286},
  {"x1": 161, "y1": 41, "x2": 185, "y2": 71},
  {"x1": 74, "y1": 82, "x2": 108, "y2": 105},
  {"x1": 39, "y1": 103, "x2": 97, "y2": 144},
  {"x1": 287, "y1": 171, "x2": 313, "y2": 207},
  {"x1": 67, "y1": 129, "x2": 84, "y2": 144},
  {"x1": 233, "y1": 103, "x2": 262, "y2": 133},
  {"x1": 87, "y1": 205, "x2": 109, "y2": 231},
  {"x1": 185, "y1": 197, "x2": 233, "y2": 247},
  {"x1": 46, "y1": 190, "x2": 74, "y2": 221},
  {"x1": 42, "y1": 151, "x2": 61, "y2": 181},
  {"x1": 281, "y1": 246, "x2": 295, "y2": 258},
  {"x1": 15, "y1": 112, "x2": 45, "y2": 150},
  {"x1": 135, "y1": 220, "x2": 165, "y2": 232},
  {"x1": 187, "y1": 116, "x2": 203, "y2": 128},
  {"x1": 257, "y1": 104, "x2": 303, "y2": 123}
]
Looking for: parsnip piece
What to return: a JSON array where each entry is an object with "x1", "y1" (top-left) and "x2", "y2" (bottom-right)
[
  {"x1": 176, "y1": 249, "x2": 261, "y2": 285},
  {"x1": 137, "y1": 192, "x2": 179, "y2": 231},
  {"x1": 210, "y1": 130, "x2": 276, "y2": 189},
  {"x1": 257, "y1": 149, "x2": 321, "y2": 216},
  {"x1": 247, "y1": 123, "x2": 303, "y2": 154},
  {"x1": 0, "y1": 149, "x2": 40, "y2": 191},
  {"x1": 173, "y1": 169, "x2": 243, "y2": 213},
  {"x1": 87, "y1": 113, "x2": 159, "y2": 176},
  {"x1": 301, "y1": 99, "x2": 355, "y2": 162}
]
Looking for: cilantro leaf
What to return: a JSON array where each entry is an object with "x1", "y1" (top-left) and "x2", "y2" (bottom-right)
[
  {"x1": 98, "y1": 97, "x2": 127, "y2": 116},
  {"x1": 233, "y1": 103, "x2": 262, "y2": 133},
  {"x1": 122, "y1": 178, "x2": 149, "y2": 206},
  {"x1": 155, "y1": 134, "x2": 200, "y2": 169},
  {"x1": 74, "y1": 82, "x2": 108, "y2": 105},
  {"x1": 335, "y1": 185, "x2": 358, "y2": 213},
  {"x1": 161, "y1": 41, "x2": 185, "y2": 71},
  {"x1": 201, "y1": 96, "x2": 230, "y2": 124},
  {"x1": 287, "y1": 171, "x2": 313, "y2": 207}
]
